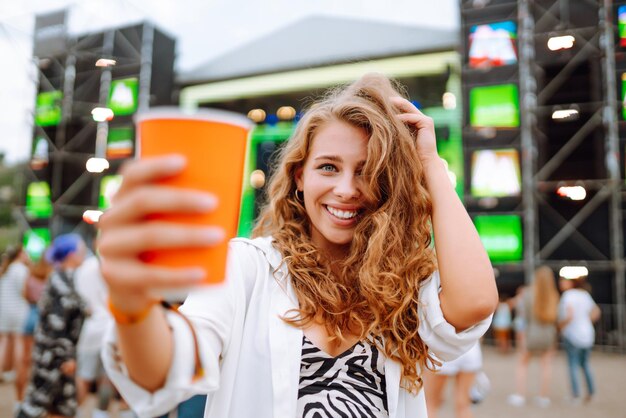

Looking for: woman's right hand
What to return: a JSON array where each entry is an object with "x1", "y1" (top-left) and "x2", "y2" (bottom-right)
[{"x1": 97, "y1": 155, "x2": 225, "y2": 313}]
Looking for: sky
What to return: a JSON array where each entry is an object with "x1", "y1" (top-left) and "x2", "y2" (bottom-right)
[{"x1": 0, "y1": 0, "x2": 459, "y2": 165}]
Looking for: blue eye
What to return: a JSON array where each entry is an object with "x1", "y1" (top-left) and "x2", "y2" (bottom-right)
[{"x1": 318, "y1": 164, "x2": 337, "y2": 172}]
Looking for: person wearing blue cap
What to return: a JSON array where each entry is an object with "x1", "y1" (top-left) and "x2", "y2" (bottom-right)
[{"x1": 17, "y1": 233, "x2": 88, "y2": 418}]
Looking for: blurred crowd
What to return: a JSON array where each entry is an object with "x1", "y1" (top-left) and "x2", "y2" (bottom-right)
[
  {"x1": 0, "y1": 236, "x2": 134, "y2": 418},
  {"x1": 423, "y1": 265, "x2": 602, "y2": 418},
  {"x1": 0, "y1": 237, "x2": 604, "y2": 418}
]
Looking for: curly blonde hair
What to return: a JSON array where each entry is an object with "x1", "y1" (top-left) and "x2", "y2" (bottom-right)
[{"x1": 253, "y1": 73, "x2": 437, "y2": 393}]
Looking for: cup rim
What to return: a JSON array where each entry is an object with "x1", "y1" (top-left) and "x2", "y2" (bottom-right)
[{"x1": 135, "y1": 106, "x2": 254, "y2": 130}]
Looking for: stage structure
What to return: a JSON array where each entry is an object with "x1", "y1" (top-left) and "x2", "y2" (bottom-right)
[
  {"x1": 461, "y1": 0, "x2": 625, "y2": 351},
  {"x1": 23, "y1": 10, "x2": 175, "y2": 257}
]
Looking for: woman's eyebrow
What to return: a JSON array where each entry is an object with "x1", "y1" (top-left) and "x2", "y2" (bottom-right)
[{"x1": 314, "y1": 155, "x2": 342, "y2": 162}]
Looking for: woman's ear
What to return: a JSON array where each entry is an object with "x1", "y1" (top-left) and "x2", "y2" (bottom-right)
[{"x1": 295, "y1": 166, "x2": 304, "y2": 191}]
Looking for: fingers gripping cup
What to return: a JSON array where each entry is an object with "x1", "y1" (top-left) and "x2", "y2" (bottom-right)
[{"x1": 136, "y1": 108, "x2": 252, "y2": 290}]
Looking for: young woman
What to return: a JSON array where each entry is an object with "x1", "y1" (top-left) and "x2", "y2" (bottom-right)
[
  {"x1": 15, "y1": 255, "x2": 51, "y2": 406},
  {"x1": 0, "y1": 246, "x2": 30, "y2": 388},
  {"x1": 18, "y1": 234, "x2": 88, "y2": 418},
  {"x1": 508, "y1": 266, "x2": 559, "y2": 407},
  {"x1": 99, "y1": 74, "x2": 498, "y2": 417},
  {"x1": 558, "y1": 276, "x2": 600, "y2": 404}
]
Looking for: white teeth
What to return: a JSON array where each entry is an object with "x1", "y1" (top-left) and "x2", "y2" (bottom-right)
[{"x1": 326, "y1": 206, "x2": 358, "y2": 220}]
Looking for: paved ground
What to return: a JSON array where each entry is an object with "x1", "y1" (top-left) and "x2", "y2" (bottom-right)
[
  {"x1": 434, "y1": 346, "x2": 626, "y2": 418},
  {"x1": 1, "y1": 345, "x2": 624, "y2": 417}
]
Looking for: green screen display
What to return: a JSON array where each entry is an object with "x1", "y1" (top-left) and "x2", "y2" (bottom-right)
[
  {"x1": 99, "y1": 175, "x2": 123, "y2": 210},
  {"x1": 35, "y1": 90, "x2": 63, "y2": 127},
  {"x1": 25, "y1": 181, "x2": 53, "y2": 219},
  {"x1": 471, "y1": 148, "x2": 521, "y2": 198},
  {"x1": 23, "y1": 228, "x2": 51, "y2": 262},
  {"x1": 469, "y1": 84, "x2": 519, "y2": 128},
  {"x1": 108, "y1": 78, "x2": 139, "y2": 116},
  {"x1": 107, "y1": 126, "x2": 134, "y2": 159},
  {"x1": 238, "y1": 122, "x2": 294, "y2": 238},
  {"x1": 474, "y1": 214, "x2": 523, "y2": 263},
  {"x1": 622, "y1": 73, "x2": 626, "y2": 120}
]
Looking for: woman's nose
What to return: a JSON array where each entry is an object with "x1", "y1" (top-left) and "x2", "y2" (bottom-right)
[{"x1": 334, "y1": 173, "x2": 360, "y2": 199}]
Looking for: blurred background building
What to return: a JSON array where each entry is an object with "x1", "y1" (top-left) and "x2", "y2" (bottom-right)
[{"x1": 0, "y1": 0, "x2": 624, "y2": 351}]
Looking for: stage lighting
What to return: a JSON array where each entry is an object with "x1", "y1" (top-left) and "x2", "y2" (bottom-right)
[
  {"x1": 559, "y1": 266, "x2": 589, "y2": 279},
  {"x1": 250, "y1": 169, "x2": 266, "y2": 189},
  {"x1": 277, "y1": 106, "x2": 296, "y2": 121},
  {"x1": 547, "y1": 35, "x2": 575, "y2": 51},
  {"x1": 95, "y1": 58, "x2": 116, "y2": 67},
  {"x1": 443, "y1": 92, "x2": 457, "y2": 110},
  {"x1": 91, "y1": 107, "x2": 114, "y2": 122},
  {"x1": 247, "y1": 109, "x2": 266, "y2": 123},
  {"x1": 82, "y1": 210, "x2": 103, "y2": 224},
  {"x1": 551, "y1": 108, "x2": 579, "y2": 121},
  {"x1": 556, "y1": 185, "x2": 586, "y2": 201},
  {"x1": 86, "y1": 157, "x2": 109, "y2": 173}
]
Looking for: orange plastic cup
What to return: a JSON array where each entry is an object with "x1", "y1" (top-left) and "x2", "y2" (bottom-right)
[{"x1": 136, "y1": 108, "x2": 252, "y2": 286}]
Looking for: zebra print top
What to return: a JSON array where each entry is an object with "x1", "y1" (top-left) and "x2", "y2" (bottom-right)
[{"x1": 297, "y1": 335, "x2": 388, "y2": 417}]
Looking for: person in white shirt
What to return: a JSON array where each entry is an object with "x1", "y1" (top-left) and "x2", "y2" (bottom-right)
[
  {"x1": 0, "y1": 245, "x2": 30, "y2": 386},
  {"x1": 558, "y1": 276, "x2": 601, "y2": 404},
  {"x1": 98, "y1": 73, "x2": 498, "y2": 418},
  {"x1": 75, "y1": 251, "x2": 136, "y2": 418}
]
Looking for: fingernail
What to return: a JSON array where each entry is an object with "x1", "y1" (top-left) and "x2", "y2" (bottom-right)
[
  {"x1": 188, "y1": 268, "x2": 206, "y2": 281},
  {"x1": 204, "y1": 227, "x2": 225, "y2": 242},
  {"x1": 198, "y1": 194, "x2": 218, "y2": 210},
  {"x1": 165, "y1": 155, "x2": 186, "y2": 169}
]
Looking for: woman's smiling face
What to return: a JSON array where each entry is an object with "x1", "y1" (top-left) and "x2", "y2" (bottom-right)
[{"x1": 296, "y1": 119, "x2": 370, "y2": 258}]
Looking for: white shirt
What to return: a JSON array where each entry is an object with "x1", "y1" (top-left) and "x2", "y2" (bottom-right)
[
  {"x1": 559, "y1": 288, "x2": 597, "y2": 348},
  {"x1": 0, "y1": 261, "x2": 30, "y2": 333},
  {"x1": 102, "y1": 236, "x2": 491, "y2": 418},
  {"x1": 75, "y1": 255, "x2": 113, "y2": 353}
]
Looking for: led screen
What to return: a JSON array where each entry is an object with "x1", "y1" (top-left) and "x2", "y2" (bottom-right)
[
  {"x1": 622, "y1": 73, "x2": 626, "y2": 120},
  {"x1": 107, "y1": 77, "x2": 139, "y2": 116},
  {"x1": 30, "y1": 136, "x2": 49, "y2": 170},
  {"x1": 474, "y1": 214, "x2": 523, "y2": 263},
  {"x1": 35, "y1": 90, "x2": 63, "y2": 127},
  {"x1": 617, "y1": 6, "x2": 626, "y2": 46},
  {"x1": 107, "y1": 126, "x2": 134, "y2": 159},
  {"x1": 469, "y1": 84, "x2": 520, "y2": 128},
  {"x1": 25, "y1": 181, "x2": 52, "y2": 219},
  {"x1": 23, "y1": 228, "x2": 51, "y2": 262},
  {"x1": 99, "y1": 175, "x2": 123, "y2": 210},
  {"x1": 471, "y1": 148, "x2": 521, "y2": 197},
  {"x1": 469, "y1": 21, "x2": 518, "y2": 68}
]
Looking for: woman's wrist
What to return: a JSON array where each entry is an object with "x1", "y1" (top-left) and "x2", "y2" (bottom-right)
[
  {"x1": 420, "y1": 154, "x2": 444, "y2": 172},
  {"x1": 108, "y1": 293, "x2": 161, "y2": 325}
]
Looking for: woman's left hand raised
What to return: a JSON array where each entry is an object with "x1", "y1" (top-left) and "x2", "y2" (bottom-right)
[{"x1": 391, "y1": 96, "x2": 439, "y2": 166}]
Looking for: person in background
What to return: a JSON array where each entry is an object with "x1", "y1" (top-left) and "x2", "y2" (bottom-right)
[
  {"x1": 0, "y1": 246, "x2": 30, "y2": 388},
  {"x1": 17, "y1": 234, "x2": 88, "y2": 418},
  {"x1": 558, "y1": 275, "x2": 601, "y2": 405},
  {"x1": 74, "y1": 246, "x2": 135, "y2": 418},
  {"x1": 491, "y1": 295, "x2": 512, "y2": 354},
  {"x1": 97, "y1": 73, "x2": 497, "y2": 417},
  {"x1": 508, "y1": 266, "x2": 559, "y2": 408},
  {"x1": 424, "y1": 342, "x2": 484, "y2": 418},
  {"x1": 511, "y1": 285, "x2": 527, "y2": 351},
  {"x1": 15, "y1": 255, "x2": 52, "y2": 406}
]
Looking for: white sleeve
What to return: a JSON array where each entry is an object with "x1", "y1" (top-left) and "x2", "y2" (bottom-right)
[
  {"x1": 101, "y1": 310, "x2": 208, "y2": 418},
  {"x1": 101, "y1": 241, "x2": 248, "y2": 418},
  {"x1": 417, "y1": 271, "x2": 492, "y2": 362}
]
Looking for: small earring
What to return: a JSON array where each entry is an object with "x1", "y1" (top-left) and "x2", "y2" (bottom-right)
[{"x1": 294, "y1": 189, "x2": 304, "y2": 203}]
